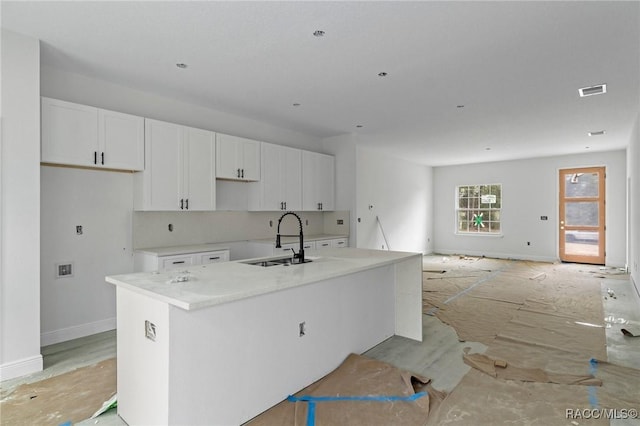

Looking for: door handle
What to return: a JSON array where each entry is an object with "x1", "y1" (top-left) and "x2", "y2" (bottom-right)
[
  {"x1": 101, "y1": 152, "x2": 105, "y2": 165},
  {"x1": 180, "y1": 199, "x2": 184, "y2": 210},
  {"x1": 241, "y1": 169, "x2": 244, "y2": 178},
  {"x1": 185, "y1": 199, "x2": 189, "y2": 210},
  {"x1": 94, "y1": 151, "x2": 97, "y2": 165},
  {"x1": 237, "y1": 168, "x2": 241, "y2": 178}
]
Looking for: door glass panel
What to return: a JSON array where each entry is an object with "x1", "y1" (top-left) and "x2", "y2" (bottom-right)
[
  {"x1": 565, "y1": 202, "x2": 599, "y2": 226},
  {"x1": 564, "y1": 231, "x2": 600, "y2": 257},
  {"x1": 564, "y1": 173, "x2": 599, "y2": 198}
]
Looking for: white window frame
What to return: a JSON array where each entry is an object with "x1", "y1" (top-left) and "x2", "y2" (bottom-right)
[{"x1": 455, "y1": 183, "x2": 503, "y2": 235}]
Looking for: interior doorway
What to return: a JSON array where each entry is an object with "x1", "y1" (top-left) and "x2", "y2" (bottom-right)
[{"x1": 559, "y1": 167, "x2": 605, "y2": 265}]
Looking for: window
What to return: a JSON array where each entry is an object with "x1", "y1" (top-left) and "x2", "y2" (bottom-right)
[{"x1": 456, "y1": 184, "x2": 502, "y2": 234}]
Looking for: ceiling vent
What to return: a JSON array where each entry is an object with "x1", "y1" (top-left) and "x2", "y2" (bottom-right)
[{"x1": 579, "y1": 84, "x2": 607, "y2": 97}]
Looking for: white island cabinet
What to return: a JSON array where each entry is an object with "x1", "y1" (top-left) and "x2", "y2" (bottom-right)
[{"x1": 106, "y1": 248, "x2": 422, "y2": 426}]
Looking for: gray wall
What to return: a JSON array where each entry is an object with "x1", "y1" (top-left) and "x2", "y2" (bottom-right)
[{"x1": 433, "y1": 150, "x2": 627, "y2": 266}]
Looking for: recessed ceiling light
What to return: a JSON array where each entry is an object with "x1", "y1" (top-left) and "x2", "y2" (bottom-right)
[
  {"x1": 579, "y1": 84, "x2": 606, "y2": 97},
  {"x1": 313, "y1": 30, "x2": 325, "y2": 37},
  {"x1": 378, "y1": 72, "x2": 388, "y2": 77},
  {"x1": 588, "y1": 130, "x2": 606, "y2": 136},
  {"x1": 176, "y1": 63, "x2": 188, "y2": 69}
]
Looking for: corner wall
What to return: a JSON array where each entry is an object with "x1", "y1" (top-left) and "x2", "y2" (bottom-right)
[
  {"x1": 629, "y1": 114, "x2": 639, "y2": 293},
  {"x1": 433, "y1": 150, "x2": 627, "y2": 265},
  {"x1": 0, "y1": 30, "x2": 42, "y2": 380},
  {"x1": 356, "y1": 146, "x2": 433, "y2": 254}
]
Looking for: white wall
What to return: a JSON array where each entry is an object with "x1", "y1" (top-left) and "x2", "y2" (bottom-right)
[
  {"x1": 40, "y1": 166, "x2": 134, "y2": 345},
  {"x1": 323, "y1": 133, "x2": 358, "y2": 246},
  {"x1": 41, "y1": 66, "x2": 322, "y2": 152},
  {"x1": 628, "y1": 115, "x2": 639, "y2": 293},
  {"x1": 356, "y1": 146, "x2": 433, "y2": 254},
  {"x1": 433, "y1": 150, "x2": 627, "y2": 265},
  {"x1": 0, "y1": 30, "x2": 43, "y2": 380}
]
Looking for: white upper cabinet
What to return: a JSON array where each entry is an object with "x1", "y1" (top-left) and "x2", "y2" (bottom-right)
[
  {"x1": 215, "y1": 133, "x2": 260, "y2": 181},
  {"x1": 302, "y1": 151, "x2": 335, "y2": 211},
  {"x1": 98, "y1": 109, "x2": 145, "y2": 170},
  {"x1": 249, "y1": 143, "x2": 302, "y2": 211},
  {"x1": 134, "y1": 119, "x2": 215, "y2": 211},
  {"x1": 41, "y1": 97, "x2": 144, "y2": 171}
]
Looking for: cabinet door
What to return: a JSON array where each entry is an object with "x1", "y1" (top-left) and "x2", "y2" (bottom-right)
[
  {"x1": 241, "y1": 139, "x2": 261, "y2": 181},
  {"x1": 41, "y1": 97, "x2": 98, "y2": 167},
  {"x1": 258, "y1": 143, "x2": 285, "y2": 211},
  {"x1": 317, "y1": 153, "x2": 335, "y2": 211},
  {"x1": 184, "y1": 127, "x2": 215, "y2": 211},
  {"x1": 302, "y1": 151, "x2": 335, "y2": 211},
  {"x1": 216, "y1": 133, "x2": 242, "y2": 179},
  {"x1": 142, "y1": 119, "x2": 183, "y2": 210},
  {"x1": 282, "y1": 146, "x2": 302, "y2": 210},
  {"x1": 98, "y1": 109, "x2": 144, "y2": 171},
  {"x1": 216, "y1": 133, "x2": 261, "y2": 181}
]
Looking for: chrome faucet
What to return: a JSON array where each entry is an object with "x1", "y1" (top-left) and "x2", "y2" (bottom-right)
[{"x1": 275, "y1": 211, "x2": 305, "y2": 264}]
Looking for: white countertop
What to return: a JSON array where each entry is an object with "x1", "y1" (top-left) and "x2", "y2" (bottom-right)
[{"x1": 106, "y1": 248, "x2": 419, "y2": 311}]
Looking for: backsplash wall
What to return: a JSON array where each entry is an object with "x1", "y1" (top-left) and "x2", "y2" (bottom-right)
[{"x1": 133, "y1": 210, "x2": 350, "y2": 249}]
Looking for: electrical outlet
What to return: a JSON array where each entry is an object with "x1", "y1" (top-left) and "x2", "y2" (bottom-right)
[
  {"x1": 337, "y1": 219, "x2": 344, "y2": 225},
  {"x1": 527, "y1": 242, "x2": 531, "y2": 246},
  {"x1": 168, "y1": 224, "x2": 173, "y2": 232},
  {"x1": 76, "y1": 225, "x2": 83, "y2": 235},
  {"x1": 55, "y1": 262, "x2": 74, "y2": 278}
]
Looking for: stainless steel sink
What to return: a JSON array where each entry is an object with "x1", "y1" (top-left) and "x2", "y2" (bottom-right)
[{"x1": 242, "y1": 257, "x2": 312, "y2": 267}]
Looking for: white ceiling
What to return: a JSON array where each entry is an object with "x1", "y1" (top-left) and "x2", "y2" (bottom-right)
[{"x1": 3, "y1": 1, "x2": 639, "y2": 166}]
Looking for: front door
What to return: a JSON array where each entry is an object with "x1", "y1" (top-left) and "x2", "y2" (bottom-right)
[{"x1": 559, "y1": 167, "x2": 605, "y2": 264}]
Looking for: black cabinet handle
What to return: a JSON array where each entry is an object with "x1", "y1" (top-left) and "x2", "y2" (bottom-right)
[
  {"x1": 180, "y1": 199, "x2": 184, "y2": 210},
  {"x1": 172, "y1": 261, "x2": 185, "y2": 264},
  {"x1": 94, "y1": 151, "x2": 97, "y2": 165},
  {"x1": 280, "y1": 202, "x2": 284, "y2": 210},
  {"x1": 101, "y1": 152, "x2": 104, "y2": 165},
  {"x1": 237, "y1": 168, "x2": 241, "y2": 178},
  {"x1": 185, "y1": 199, "x2": 189, "y2": 210},
  {"x1": 241, "y1": 169, "x2": 244, "y2": 178},
  {"x1": 209, "y1": 256, "x2": 220, "y2": 260}
]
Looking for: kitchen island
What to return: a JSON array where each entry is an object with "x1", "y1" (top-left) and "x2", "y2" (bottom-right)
[{"x1": 106, "y1": 247, "x2": 422, "y2": 425}]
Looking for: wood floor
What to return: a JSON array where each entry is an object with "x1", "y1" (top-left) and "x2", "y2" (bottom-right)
[{"x1": 2, "y1": 255, "x2": 639, "y2": 425}]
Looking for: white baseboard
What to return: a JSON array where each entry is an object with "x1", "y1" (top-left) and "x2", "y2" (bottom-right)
[
  {"x1": 0, "y1": 354, "x2": 43, "y2": 381},
  {"x1": 434, "y1": 249, "x2": 557, "y2": 264},
  {"x1": 40, "y1": 317, "x2": 116, "y2": 347}
]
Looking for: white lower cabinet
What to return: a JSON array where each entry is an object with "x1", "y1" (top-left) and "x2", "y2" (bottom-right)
[{"x1": 135, "y1": 249, "x2": 230, "y2": 272}]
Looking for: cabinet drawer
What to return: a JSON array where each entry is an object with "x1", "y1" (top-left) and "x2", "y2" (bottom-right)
[
  {"x1": 161, "y1": 255, "x2": 195, "y2": 270},
  {"x1": 274, "y1": 243, "x2": 298, "y2": 255},
  {"x1": 302, "y1": 241, "x2": 316, "y2": 250},
  {"x1": 316, "y1": 240, "x2": 332, "y2": 250},
  {"x1": 198, "y1": 251, "x2": 230, "y2": 264},
  {"x1": 331, "y1": 238, "x2": 348, "y2": 248}
]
